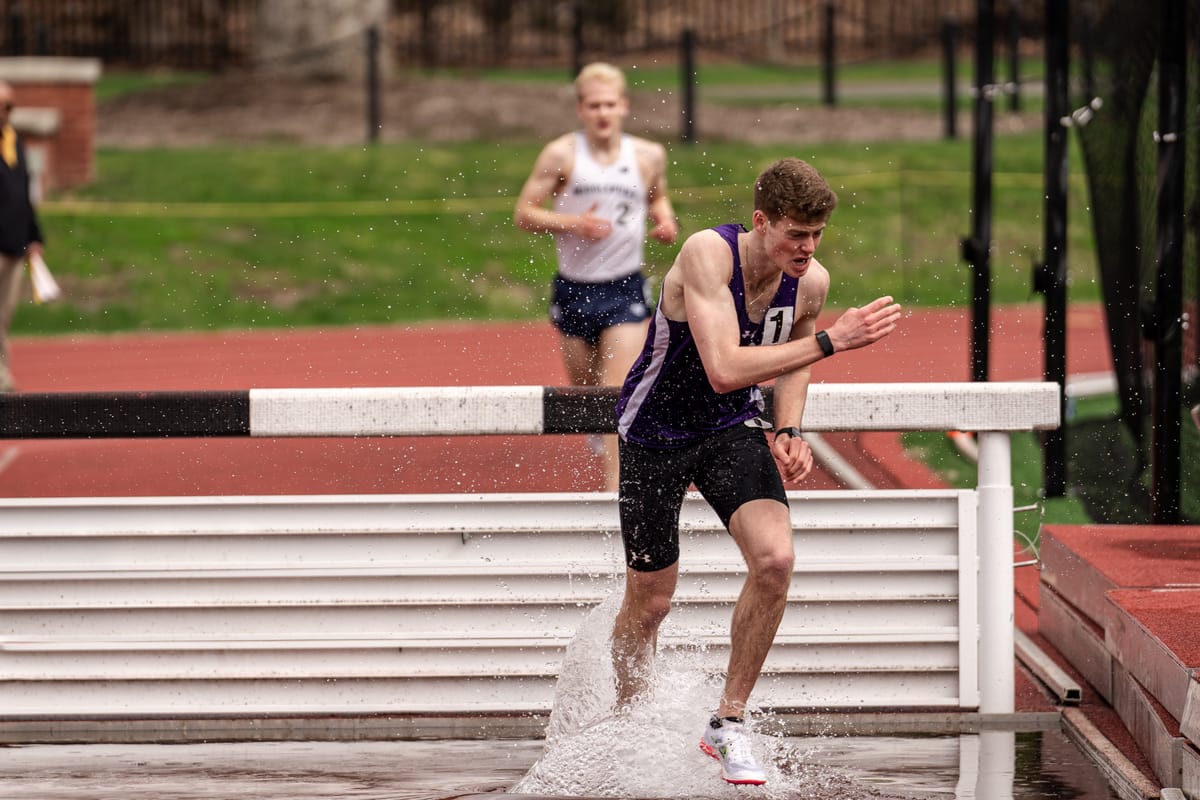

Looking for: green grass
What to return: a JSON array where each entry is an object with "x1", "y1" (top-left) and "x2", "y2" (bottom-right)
[
  {"x1": 426, "y1": 58, "x2": 1045, "y2": 114},
  {"x1": 903, "y1": 390, "x2": 1200, "y2": 538},
  {"x1": 24, "y1": 131, "x2": 1098, "y2": 335},
  {"x1": 432, "y1": 56, "x2": 1044, "y2": 91},
  {"x1": 93, "y1": 70, "x2": 211, "y2": 102}
]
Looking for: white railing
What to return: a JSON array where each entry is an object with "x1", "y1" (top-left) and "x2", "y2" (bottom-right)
[{"x1": 0, "y1": 382, "x2": 1059, "y2": 737}]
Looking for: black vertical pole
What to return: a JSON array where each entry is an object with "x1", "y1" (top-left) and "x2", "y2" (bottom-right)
[
  {"x1": 1038, "y1": 0, "x2": 1069, "y2": 497},
  {"x1": 821, "y1": 1, "x2": 836, "y2": 107},
  {"x1": 366, "y1": 25, "x2": 381, "y2": 145},
  {"x1": 570, "y1": 1, "x2": 584, "y2": 78},
  {"x1": 680, "y1": 28, "x2": 697, "y2": 144},
  {"x1": 942, "y1": 18, "x2": 958, "y2": 140},
  {"x1": 7, "y1": 11, "x2": 24, "y2": 55},
  {"x1": 419, "y1": 0, "x2": 435, "y2": 68},
  {"x1": 963, "y1": 0, "x2": 995, "y2": 383},
  {"x1": 1007, "y1": 0, "x2": 1021, "y2": 112},
  {"x1": 1080, "y1": 5, "x2": 1095, "y2": 100},
  {"x1": 1151, "y1": 0, "x2": 1185, "y2": 524}
]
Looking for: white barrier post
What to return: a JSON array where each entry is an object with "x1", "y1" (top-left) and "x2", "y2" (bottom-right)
[{"x1": 976, "y1": 430, "x2": 1015, "y2": 714}]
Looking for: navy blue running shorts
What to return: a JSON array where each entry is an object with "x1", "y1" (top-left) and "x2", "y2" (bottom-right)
[
  {"x1": 550, "y1": 272, "x2": 649, "y2": 345},
  {"x1": 617, "y1": 423, "x2": 789, "y2": 572}
]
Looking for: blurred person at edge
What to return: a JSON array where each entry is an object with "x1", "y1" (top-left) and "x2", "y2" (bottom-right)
[
  {"x1": 0, "y1": 80, "x2": 45, "y2": 392},
  {"x1": 514, "y1": 62, "x2": 678, "y2": 491}
]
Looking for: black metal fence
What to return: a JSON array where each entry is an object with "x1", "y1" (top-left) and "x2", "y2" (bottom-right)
[
  {"x1": 0, "y1": 0, "x2": 1043, "y2": 72},
  {"x1": 392, "y1": 0, "x2": 1030, "y2": 69},
  {"x1": 0, "y1": 0, "x2": 257, "y2": 70}
]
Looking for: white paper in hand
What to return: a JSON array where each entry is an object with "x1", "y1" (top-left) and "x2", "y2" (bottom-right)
[{"x1": 27, "y1": 251, "x2": 61, "y2": 303}]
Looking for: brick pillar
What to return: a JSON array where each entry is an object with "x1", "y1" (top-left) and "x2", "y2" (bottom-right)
[{"x1": 0, "y1": 57, "x2": 101, "y2": 193}]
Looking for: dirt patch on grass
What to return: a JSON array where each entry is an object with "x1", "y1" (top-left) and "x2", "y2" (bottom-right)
[{"x1": 96, "y1": 72, "x2": 1040, "y2": 149}]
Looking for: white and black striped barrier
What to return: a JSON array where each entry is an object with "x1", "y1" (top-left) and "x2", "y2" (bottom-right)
[
  {"x1": 0, "y1": 383, "x2": 1060, "y2": 439},
  {"x1": 0, "y1": 387, "x2": 620, "y2": 438}
]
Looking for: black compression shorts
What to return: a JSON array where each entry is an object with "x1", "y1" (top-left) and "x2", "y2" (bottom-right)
[{"x1": 617, "y1": 423, "x2": 788, "y2": 572}]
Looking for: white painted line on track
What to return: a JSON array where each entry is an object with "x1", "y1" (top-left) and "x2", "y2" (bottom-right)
[
  {"x1": 804, "y1": 431, "x2": 874, "y2": 491},
  {"x1": 0, "y1": 445, "x2": 19, "y2": 478}
]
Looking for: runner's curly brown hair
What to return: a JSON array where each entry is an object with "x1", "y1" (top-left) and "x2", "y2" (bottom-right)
[{"x1": 754, "y1": 157, "x2": 838, "y2": 223}]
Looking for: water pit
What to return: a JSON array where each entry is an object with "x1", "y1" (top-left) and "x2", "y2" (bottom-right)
[
  {"x1": 0, "y1": 596, "x2": 1128, "y2": 799},
  {"x1": 0, "y1": 727, "x2": 1121, "y2": 800}
]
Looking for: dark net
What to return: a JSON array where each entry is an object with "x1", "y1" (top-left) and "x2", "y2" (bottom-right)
[{"x1": 1070, "y1": 0, "x2": 1200, "y2": 474}]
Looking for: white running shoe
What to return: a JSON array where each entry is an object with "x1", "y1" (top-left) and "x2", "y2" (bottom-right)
[{"x1": 699, "y1": 716, "x2": 767, "y2": 786}]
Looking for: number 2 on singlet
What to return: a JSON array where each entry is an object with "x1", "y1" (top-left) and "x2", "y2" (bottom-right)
[{"x1": 615, "y1": 202, "x2": 632, "y2": 226}]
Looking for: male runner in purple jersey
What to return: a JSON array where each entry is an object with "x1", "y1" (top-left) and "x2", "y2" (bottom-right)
[{"x1": 612, "y1": 157, "x2": 902, "y2": 785}]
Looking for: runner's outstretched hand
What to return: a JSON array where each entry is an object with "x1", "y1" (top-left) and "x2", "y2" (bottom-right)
[{"x1": 825, "y1": 296, "x2": 902, "y2": 353}]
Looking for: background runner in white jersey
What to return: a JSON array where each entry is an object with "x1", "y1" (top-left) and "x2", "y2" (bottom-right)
[
  {"x1": 514, "y1": 62, "x2": 678, "y2": 490},
  {"x1": 552, "y1": 131, "x2": 647, "y2": 283}
]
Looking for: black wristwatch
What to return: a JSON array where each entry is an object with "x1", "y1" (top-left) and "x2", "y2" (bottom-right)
[
  {"x1": 815, "y1": 329, "x2": 835, "y2": 357},
  {"x1": 774, "y1": 426, "x2": 803, "y2": 440}
]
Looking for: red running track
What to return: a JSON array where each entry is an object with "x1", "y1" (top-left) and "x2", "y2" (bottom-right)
[{"x1": 0, "y1": 303, "x2": 1113, "y2": 497}]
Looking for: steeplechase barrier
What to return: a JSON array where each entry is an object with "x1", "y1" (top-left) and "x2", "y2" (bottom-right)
[{"x1": 0, "y1": 382, "x2": 1059, "y2": 742}]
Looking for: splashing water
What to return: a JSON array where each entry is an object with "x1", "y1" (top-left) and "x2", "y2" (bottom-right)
[{"x1": 511, "y1": 593, "x2": 887, "y2": 800}]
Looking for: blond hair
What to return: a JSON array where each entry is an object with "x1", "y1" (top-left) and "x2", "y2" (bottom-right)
[{"x1": 575, "y1": 62, "x2": 626, "y2": 99}]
